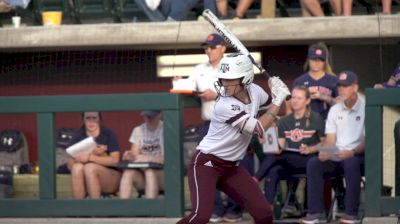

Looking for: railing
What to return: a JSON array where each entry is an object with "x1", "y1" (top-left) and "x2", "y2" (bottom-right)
[
  {"x1": 0, "y1": 93, "x2": 200, "y2": 217},
  {"x1": 365, "y1": 88, "x2": 400, "y2": 216}
]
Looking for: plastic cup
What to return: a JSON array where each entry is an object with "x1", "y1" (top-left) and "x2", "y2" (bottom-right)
[
  {"x1": 41, "y1": 11, "x2": 62, "y2": 27},
  {"x1": 12, "y1": 16, "x2": 21, "y2": 28}
]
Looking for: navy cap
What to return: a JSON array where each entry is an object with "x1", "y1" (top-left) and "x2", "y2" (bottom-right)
[
  {"x1": 141, "y1": 110, "x2": 161, "y2": 118},
  {"x1": 201, "y1": 33, "x2": 225, "y2": 47},
  {"x1": 308, "y1": 46, "x2": 327, "y2": 61},
  {"x1": 337, "y1": 71, "x2": 358, "y2": 86}
]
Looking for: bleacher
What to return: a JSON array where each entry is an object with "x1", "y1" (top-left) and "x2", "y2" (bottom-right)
[{"x1": 1, "y1": 0, "x2": 399, "y2": 27}]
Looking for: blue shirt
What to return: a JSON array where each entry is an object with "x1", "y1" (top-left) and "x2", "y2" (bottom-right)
[
  {"x1": 293, "y1": 73, "x2": 338, "y2": 120},
  {"x1": 69, "y1": 127, "x2": 119, "y2": 154}
]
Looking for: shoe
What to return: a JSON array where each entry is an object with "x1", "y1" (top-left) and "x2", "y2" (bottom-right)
[
  {"x1": 300, "y1": 213, "x2": 327, "y2": 224},
  {"x1": 282, "y1": 204, "x2": 298, "y2": 215},
  {"x1": 223, "y1": 213, "x2": 242, "y2": 222},
  {"x1": 339, "y1": 214, "x2": 361, "y2": 224},
  {"x1": 209, "y1": 214, "x2": 223, "y2": 223},
  {"x1": 165, "y1": 16, "x2": 176, "y2": 22}
]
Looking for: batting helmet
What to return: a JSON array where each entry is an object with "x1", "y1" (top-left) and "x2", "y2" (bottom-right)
[{"x1": 216, "y1": 54, "x2": 254, "y2": 86}]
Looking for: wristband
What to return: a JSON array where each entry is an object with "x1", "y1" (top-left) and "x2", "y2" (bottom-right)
[{"x1": 266, "y1": 111, "x2": 278, "y2": 121}]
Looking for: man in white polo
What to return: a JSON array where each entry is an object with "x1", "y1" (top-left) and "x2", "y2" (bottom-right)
[{"x1": 301, "y1": 71, "x2": 365, "y2": 224}]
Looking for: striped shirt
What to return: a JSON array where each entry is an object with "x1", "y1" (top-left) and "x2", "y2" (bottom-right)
[{"x1": 277, "y1": 111, "x2": 325, "y2": 149}]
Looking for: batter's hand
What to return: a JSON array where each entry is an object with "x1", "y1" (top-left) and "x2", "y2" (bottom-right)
[{"x1": 268, "y1": 77, "x2": 290, "y2": 107}]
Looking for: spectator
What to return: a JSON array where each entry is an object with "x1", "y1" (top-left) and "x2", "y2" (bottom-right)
[
  {"x1": 136, "y1": 0, "x2": 217, "y2": 21},
  {"x1": 174, "y1": 33, "x2": 223, "y2": 144},
  {"x1": 254, "y1": 86, "x2": 325, "y2": 215},
  {"x1": 292, "y1": 42, "x2": 338, "y2": 120},
  {"x1": 374, "y1": 63, "x2": 400, "y2": 89},
  {"x1": 300, "y1": 0, "x2": 352, "y2": 16},
  {"x1": 258, "y1": 0, "x2": 277, "y2": 18},
  {"x1": 176, "y1": 53, "x2": 290, "y2": 224},
  {"x1": 382, "y1": 0, "x2": 394, "y2": 14},
  {"x1": 292, "y1": 42, "x2": 345, "y2": 215},
  {"x1": 68, "y1": 112, "x2": 121, "y2": 199},
  {"x1": 300, "y1": 71, "x2": 365, "y2": 224},
  {"x1": 0, "y1": 1, "x2": 12, "y2": 13},
  {"x1": 215, "y1": 0, "x2": 254, "y2": 19},
  {"x1": 119, "y1": 110, "x2": 164, "y2": 199}
]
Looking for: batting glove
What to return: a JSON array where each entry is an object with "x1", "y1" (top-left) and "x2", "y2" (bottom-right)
[{"x1": 268, "y1": 76, "x2": 291, "y2": 107}]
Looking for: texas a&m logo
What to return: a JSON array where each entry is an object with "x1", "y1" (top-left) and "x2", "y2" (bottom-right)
[
  {"x1": 219, "y1": 63, "x2": 230, "y2": 73},
  {"x1": 231, "y1": 104, "x2": 240, "y2": 111}
]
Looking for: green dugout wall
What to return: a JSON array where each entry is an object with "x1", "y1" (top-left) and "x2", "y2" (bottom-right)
[
  {"x1": 1, "y1": 89, "x2": 400, "y2": 217},
  {"x1": 0, "y1": 93, "x2": 200, "y2": 217},
  {"x1": 365, "y1": 88, "x2": 400, "y2": 217}
]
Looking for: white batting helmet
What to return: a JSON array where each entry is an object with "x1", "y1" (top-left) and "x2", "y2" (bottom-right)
[{"x1": 216, "y1": 54, "x2": 254, "y2": 85}]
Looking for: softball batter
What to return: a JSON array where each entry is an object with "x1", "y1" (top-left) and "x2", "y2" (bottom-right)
[{"x1": 177, "y1": 54, "x2": 290, "y2": 224}]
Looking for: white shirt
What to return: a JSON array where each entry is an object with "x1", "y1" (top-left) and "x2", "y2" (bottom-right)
[
  {"x1": 129, "y1": 121, "x2": 164, "y2": 156},
  {"x1": 197, "y1": 84, "x2": 269, "y2": 161},
  {"x1": 325, "y1": 95, "x2": 365, "y2": 151},
  {"x1": 188, "y1": 62, "x2": 218, "y2": 121}
]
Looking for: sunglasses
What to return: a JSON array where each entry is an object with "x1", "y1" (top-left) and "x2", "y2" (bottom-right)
[{"x1": 84, "y1": 116, "x2": 99, "y2": 121}]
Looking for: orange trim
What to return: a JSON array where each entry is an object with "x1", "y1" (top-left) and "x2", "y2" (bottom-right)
[{"x1": 169, "y1": 89, "x2": 195, "y2": 95}]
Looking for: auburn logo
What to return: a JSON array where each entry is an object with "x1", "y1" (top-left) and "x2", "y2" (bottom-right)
[
  {"x1": 289, "y1": 128, "x2": 304, "y2": 142},
  {"x1": 219, "y1": 63, "x2": 230, "y2": 73}
]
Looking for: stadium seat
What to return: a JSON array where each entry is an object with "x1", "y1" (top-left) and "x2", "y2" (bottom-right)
[
  {"x1": 32, "y1": 0, "x2": 76, "y2": 25},
  {"x1": 73, "y1": 0, "x2": 119, "y2": 23}
]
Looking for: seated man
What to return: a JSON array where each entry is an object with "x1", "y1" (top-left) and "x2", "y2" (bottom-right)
[{"x1": 301, "y1": 71, "x2": 365, "y2": 224}]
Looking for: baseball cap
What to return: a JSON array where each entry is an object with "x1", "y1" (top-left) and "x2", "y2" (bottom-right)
[
  {"x1": 307, "y1": 46, "x2": 327, "y2": 61},
  {"x1": 141, "y1": 110, "x2": 161, "y2": 118},
  {"x1": 337, "y1": 70, "x2": 358, "y2": 86},
  {"x1": 201, "y1": 33, "x2": 225, "y2": 47}
]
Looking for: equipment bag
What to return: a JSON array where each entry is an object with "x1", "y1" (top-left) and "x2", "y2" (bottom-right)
[{"x1": 0, "y1": 170, "x2": 13, "y2": 198}]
